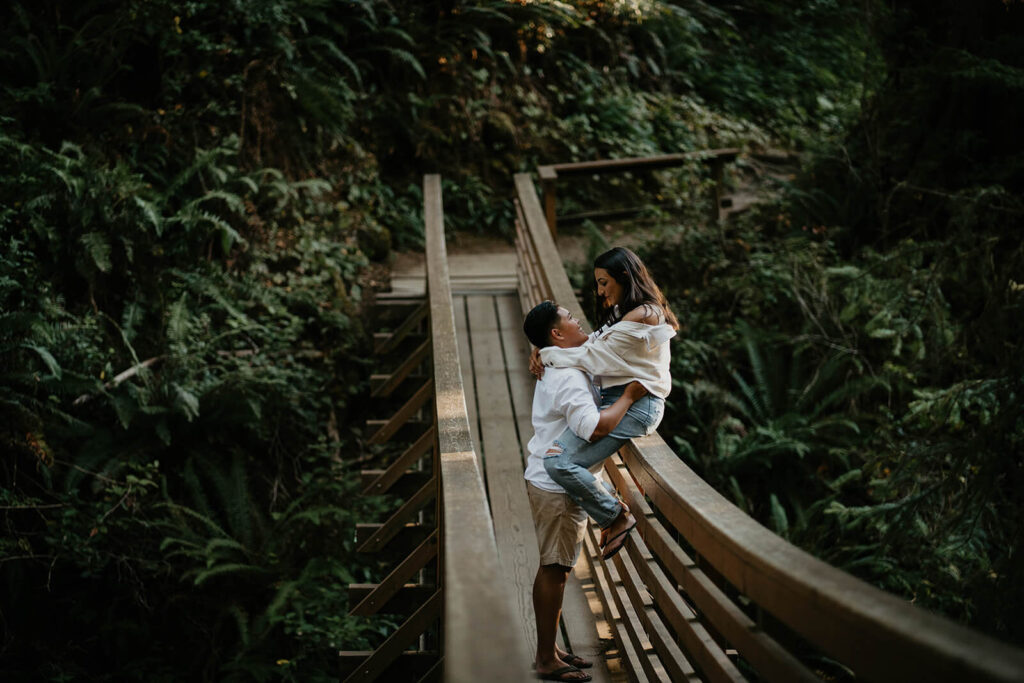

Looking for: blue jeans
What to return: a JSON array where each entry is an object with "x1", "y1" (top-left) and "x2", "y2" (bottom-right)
[{"x1": 543, "y1": 387, "x2": 664, "y2": 528}]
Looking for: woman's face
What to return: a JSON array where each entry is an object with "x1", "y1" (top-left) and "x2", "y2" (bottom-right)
[{"x1": 594, "y1": 267, "x2": 622, "y2": 309}]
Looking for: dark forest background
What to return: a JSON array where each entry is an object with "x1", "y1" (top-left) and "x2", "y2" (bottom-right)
[{"x1": 1, "y1": 1, "x2": 1022, "y2": 680}]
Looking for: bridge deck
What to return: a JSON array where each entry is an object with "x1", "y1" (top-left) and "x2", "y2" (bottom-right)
[{"x1": 391, "y1": 248, "x2": 625, "y2": 681}]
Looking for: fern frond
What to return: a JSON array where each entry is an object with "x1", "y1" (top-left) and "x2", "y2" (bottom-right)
[
  {"x1": 156, "y1": 502, "x2": 230, "y2": 539},
  {"x1": 190, "y1": 563, "x2": 268, "y2": 586}
]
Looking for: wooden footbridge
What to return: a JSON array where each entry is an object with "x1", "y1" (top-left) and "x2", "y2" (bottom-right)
[{"x1": 343, "y1": 160, "x2": 1024, "y2": 682}]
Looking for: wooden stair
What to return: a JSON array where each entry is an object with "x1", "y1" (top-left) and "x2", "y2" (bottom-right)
[{"x1": 344, "y1": 291, "x2": 440, "y2": 683}]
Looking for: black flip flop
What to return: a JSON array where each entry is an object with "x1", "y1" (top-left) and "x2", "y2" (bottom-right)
[
  {"x1": 601, "y1": 517, "x2": 637, "y2": 560},
  {"x1": 559, "y1": 652, "x2": 593, "y2": 669},
  {"x1": 536, "y1": 665, "x2": 592, "y2": 682}
]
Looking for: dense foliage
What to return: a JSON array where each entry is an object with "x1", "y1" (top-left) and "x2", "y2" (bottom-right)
[
  {"x1": 2, "y1": 0, "x2": 1019, "y2": 679},
  {"x1": 633, "y1": 0, "x2": 1024, "y2": 643}
]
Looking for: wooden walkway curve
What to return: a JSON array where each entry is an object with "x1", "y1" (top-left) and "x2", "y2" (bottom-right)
[{"x1": 357, "y1": 168, "x2": 1024, "y2": 683}]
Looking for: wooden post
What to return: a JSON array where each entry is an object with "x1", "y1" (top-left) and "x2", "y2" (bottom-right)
[
  {"x1": 538, "y1": 165, "x2": 558, "y2": 238},
  {"x1": 708, "y1": 157, "x2": 725, "y2": 226}
]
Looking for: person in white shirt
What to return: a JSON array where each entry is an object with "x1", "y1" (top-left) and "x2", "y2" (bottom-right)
[
  {"x1": 530, "y1": 247, "x2": 679, "y2": 561},
  {"x1": 523, "y1": 300, "x2": 648, "y2": 683}
]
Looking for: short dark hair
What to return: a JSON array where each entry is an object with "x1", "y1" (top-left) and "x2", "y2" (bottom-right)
[{"x1": 523, "y1": 300, "x2": 560, "y2": 349}]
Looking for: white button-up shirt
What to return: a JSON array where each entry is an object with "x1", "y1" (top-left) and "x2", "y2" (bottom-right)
[{"x1": 523, "y1": 366, "x2": 603, "y2": 492}]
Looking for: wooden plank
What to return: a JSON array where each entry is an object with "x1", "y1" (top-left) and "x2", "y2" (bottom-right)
[
  {"x1": 423, "y1": 174, "x2": 529, "y2": 683},
  {"x1": 452, "y1": 295, "x2": 481, "y2": 455},
  {"x1": 339, "y1": 652, "x2": 438, "y2": 680},
  {"x1": 539, "y1": 166, "x2": 558, "y2": 235},
  {"x1": 466, "y1": 294, "x2": 540, "y2": 652},
  {"x1": 516, "y1": 204, "x2": 548, "y2": 305},
  {"x1": 372, "y1": 371, "x2": 427, "y2": 392},
  {"x1": 365, "y1": 420, "x2": 431, "y2": 446},
  {"x1": 361, "y1": 469, "x2": 431, "y2": 501},
  {"x1": 368, "y1": 379, "x2": 433, "y2": 445},
  {"x1": 342, "y1": 589, "x2": 442, "y2": 683},
  {"x1": 581, "y1": 524, "x2": 653, "y2": 683},
  {"x1": 376, "y1": 300, "x2": 428, "y2": 355},
  {"x1": 616, "y1": 542, "x2": 702, "y2": 683},
  {"x1": 374, "y1": 331, "x2": 426, "y2": 344},
  {"x1": 361, "y1": 469, "x2": 430, "y2": 491},
  {"x1": 494, "y1": 294, "x2": 534, "y2": 473},
  {"x1": 372, "y1": 294, "x2": 425, "y2": 304},
  {"x1": 350, "y1": 531, "x2": 439, "y2": 617},
  {"x1": 348, "y1": 584, "x2": 436, "y2": 615},
  {"x1": 358, "y1": 478, "x2": 437, "y2": 553},
  {"x1": 372, "y1": 339, "x2": 431, "y2": 398},
  {"x1": 418, "y1": 657, "x2": 443, "y2": 683},
  {"x1": 564, "y1": 563, "x2": 622, "y2": 683},
  {"x1": 523, "y1": 233, "x2": 546, "y2": 305},
  {"x1": 618, "y1": 437, "x2": 1024, "y2": 683},
  {"x1": 361, "y1": 427, "x2": 436, "y2": 496},
  {"x1": 515, "y1": 228, "x2": 539, "y2": 307},
  {"x1": 356, "y1": 523, "x2": 430, "y2": 552}
]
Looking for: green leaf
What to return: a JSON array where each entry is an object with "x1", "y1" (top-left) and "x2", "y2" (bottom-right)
[
  {"x1": 25, "y1": 344, "x2": 61, "y2": 379},
  {"x1": 111, "y1": 393, "x2": 138, "y2": 430},
  {"x1": 167, "y1": 295, "x2": 190, "y2": 344},
  {"x1": 769, "y1": 493, "x2": 789, "y2": 535},
  {"x1": 191, "y1": 563, "x2": 267, "y2": 586},
  {"x1": 174, "y1": 384, "x2": 200, "y2": 421},
  {"x1": 80, "y1": 232, "x2": 112, "y2": 273},
  {"x1": 134, "y1": 196, "x2": 163, "y2": 235},
  {"x1": 155, "y1": 418, "x2": 172, "y2": 446}
]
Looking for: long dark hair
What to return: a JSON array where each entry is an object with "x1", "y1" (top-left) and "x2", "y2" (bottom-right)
[{"x1": 593, "y1": 247, "x2": 679, "y2": 330}]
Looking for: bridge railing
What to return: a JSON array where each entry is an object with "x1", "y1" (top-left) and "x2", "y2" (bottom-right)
[
  {"x1": 423, "y1": 175, "x2": 531, "y2": 683},
  {"x1": 537, "y1": 149, "x2": 740, "y2": 235},
  {"x1": 513, "y1": 171, "x2": 1024, "y2": 683}
]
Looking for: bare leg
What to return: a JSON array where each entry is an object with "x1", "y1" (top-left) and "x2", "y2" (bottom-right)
[{"x1": 533, "y1": 565, "x2": 588, "y2": 679}]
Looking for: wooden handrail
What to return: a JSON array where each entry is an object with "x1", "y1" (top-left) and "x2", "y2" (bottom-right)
[
  {"x1": 538, "y1": 148, "x2": 740, "y2": 177},
  {"x1": 537, "y1": 148, "x2": 741, "y2": 234},
  {"x1": 424, "y1": 174, "x2": 530, "y2": 683},
  {"x1": 514, "y1": 172, "x2": 1024, "y2": 683}
]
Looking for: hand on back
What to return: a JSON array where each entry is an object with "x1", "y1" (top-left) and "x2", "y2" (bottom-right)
[
  {"x1": 623, "y1": 381, "x2": 647, "y2": 400},
  {"x1": 529, "y1": 347, "x2": 544, "y2": 379}
]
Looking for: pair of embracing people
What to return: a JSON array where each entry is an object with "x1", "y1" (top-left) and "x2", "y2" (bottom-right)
[{"x1": 521, "y1": 246, "x2": 678, "y2": 682}]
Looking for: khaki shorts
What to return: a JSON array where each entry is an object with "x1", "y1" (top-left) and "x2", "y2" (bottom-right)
[{"x1": 527, "y1": 482, "x2": 588, "y2": 568}]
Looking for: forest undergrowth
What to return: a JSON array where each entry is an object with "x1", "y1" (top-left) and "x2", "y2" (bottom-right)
[{"x1": 1, "y1": 0, "x2": 1021, "y2": 680}]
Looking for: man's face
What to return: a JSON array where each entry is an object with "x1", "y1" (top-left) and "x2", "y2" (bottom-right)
[{"x1": 552, "y1": 307, "x2": 588, "y2": 348}]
